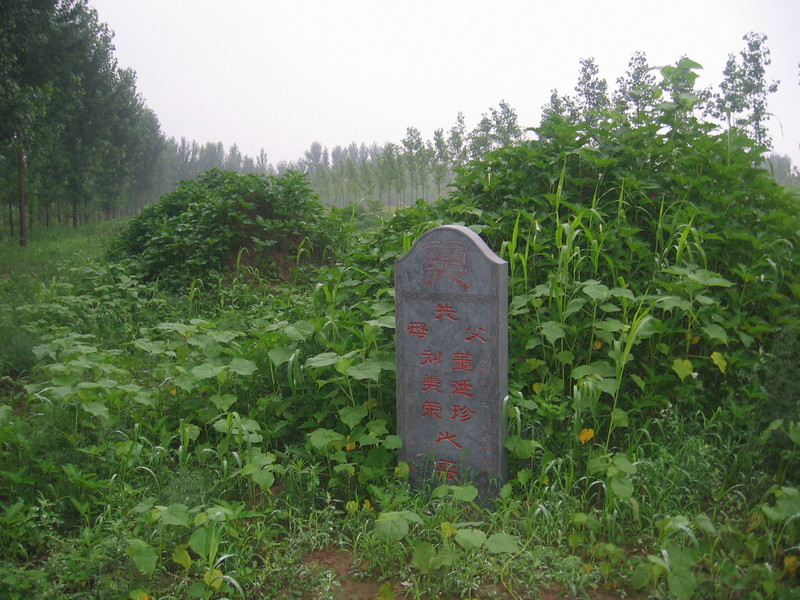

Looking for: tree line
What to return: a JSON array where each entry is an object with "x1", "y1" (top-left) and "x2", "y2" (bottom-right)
[
  {"x1": 2, "y1": 2, "x2": 798, "y2": 246},
  {"x1": 150, "y1": 33, "x2": 800, "y2": 210},
  {"x1": 1, "y1": 0, "x2": 166, "y2": 245}
]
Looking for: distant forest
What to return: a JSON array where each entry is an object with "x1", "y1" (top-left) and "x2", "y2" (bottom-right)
[{"x1": 2, "y1": 1, "x2": 799, "y2": 243}]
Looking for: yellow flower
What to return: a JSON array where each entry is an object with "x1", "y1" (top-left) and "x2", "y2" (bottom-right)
[
  {"x1": 579, "y1": 428, "x2": 595, "y2": 444},
  {"x1": 785, "y1": 555, "x2": 798, "y2": 573},
  {"x1": 440, "y1": 521, "x2": 458, "y2": 537},
  {"x1": 593, "y1": 339, "x2": 603, "y2": 350},
  {"x1": 345, "y1": 441, "x2": 356, "y2": 451}
]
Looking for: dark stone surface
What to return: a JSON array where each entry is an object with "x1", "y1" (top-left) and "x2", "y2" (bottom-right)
[{"x1": 395, "y1": 225, "x2": 508, "y2": 497}]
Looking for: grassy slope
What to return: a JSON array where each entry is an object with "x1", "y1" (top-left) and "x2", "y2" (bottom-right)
[{"x1": 0, "y1": 219, "x2": 798, "y2": 600}]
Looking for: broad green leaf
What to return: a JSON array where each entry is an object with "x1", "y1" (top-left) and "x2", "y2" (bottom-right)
[
  {"x1": 666, "y1": 545, "x2": 699, "y2": 569},
  {"x1": 505, "y1": 435, "x2": 542, "y2": 459},
  {"x1": 598, "y1": 377, "x2": 619, "y2": 396},
  {"x1": 249, "y1": 469, "x2": 275, "y2": 490},
  {"x1": 267, "y1": 347, "x2": 294, "y2": 367},
  {"x1": 632, "y1": 563, "x2": 658, "y2": 589},
  {"x1": 347, "y1": 359, "x2": 382, "y2": 382},
  {"x1": 283, "y1": 321, "x2": 315, "y2": 341},
  {"x1": 397, "y1": 510, "x2": 424, "y2": 525},
  {"x1": 161, "y1": 503, "x2": 190, "y2": 527},
  {"x1": 703, "y1": 324, "x2": 729, "y2": 343},
  {"x1": 383, "y1": 435, "x2": 402, "y2": 450},
  {"x1": 394, "y1": 461, "x2": 409, "y2": 478},
  {"x1": 210, "y1": 394, "x2": 237, "y2": 411},
  {"x1": 568, "y1": 531, "x2": 586, "y2": 549},
  {"x1": 133, "y1": 338, "x2": 167, "y2": 354},
  {"x1": 451, "y1": 484, "x2": 478, "y2": 502},
  {"x1": 610, "y1": 286, "x2": 635, "y2": 300},
  {"x1": 562, "y1": 297, "x2": 586, "y2": 318},
  {"x1": 613, "y1": 453, "x2": 637, "y2": 474},
  {"x1": 667, "y1": 566, "x2": 696, "y2": 600},
  {"x1": 172, "y1": 545, "x2": 192, "y2": 571},
  {"x1": 485, "y1": 532, "x2": 521, "y2": 554},
  {"x1": 228, "y1": 357, "x2": 257, "y2": 375},
  {"x1": 339, "y1": 405, "x2": 368, "y2": 429},
  {"x1": 555, "y1": 350, "x2": 574, "y2": 365},
  {"x1": 132, "y1": 497, "x2": 156, "y2": 514},
  {"x1": 655, "y1": 295, "x2": 692, "y2": 312},
  {"x1": 411, "y1": 540, "x2": 436, "y2": 573},
  {"x1": 308, "y1": 428, "x2": 345, "y2": 449},
  {"x1": 203, "y1": 568, "x2": 224, "y2": 590},
  {"x1": 191, "y1": 362, "x2": 226, "y2": 380},
  {"x1": 432, "y1": 485, "x2": 450, "y2": 498},
  {"x1": 499, "y1": 483, "x2": 513, "y2": 500},
  {"x1": 430, "y1": 545, "x2": 458, "y2": 569},
  {"x1": 609, "y1": 475, "x2": 634, "y2": 500},
  {"x1": 776, "y1": 486, "x2": 800, "y2": 518},
  {"x1": 367, "y1": 315, "x2": 395, "y2": 328},
  {"x1": 81, "y1": 401, "x2": 109, "y2": 420},
  {"x1": 587, "y1": 455, "x2": 610, "y2": 475},
  {"x1": 187, "y1": 581, "x2": 213, "y2": 599},
  {"x1": 454, "y1": 528, "x2": 487, "y2": 551},
  {"x1": 711, "y1": 351, "x2": 727, "y2": 374},
  {"x1": 788, "y1": 422, "x2": 800, "y2": 446},
  {"x1": 540, "y1": 321, "x2": 566, "y2": 344},
  {"x1": 672, "y1": 358, "x2": 693, "y2": 382},
  {"x1": 611, "y1": 408, "x2": 629, "y2": 428},
  {"x1": 594, "y1": 318, "x2": 624, "y2": 333},
  {"x1": 126, "y1": 539, "x2": 158, "y2": 574},
  {"x1": 572, "y1": 362, "x2": 616, "y2": 379},
  {"x1": 188, "y1": 527, "x2": 216, "y2": 560},
  {"x1": 306, "y1": 352, "x2": 339, "y2": 368},
  {"x1": 77, "y1": 378, "x2": 117, "y2": 389},
  {"x1": 583, "y1": 281, "x2": 610, "y2": 300},
  {"x1": 373, "y1": 512, "x2": 410, "y2": 542}
]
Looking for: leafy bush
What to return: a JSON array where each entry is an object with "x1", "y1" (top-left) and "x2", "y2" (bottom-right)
[{"x1": 109, "y1": 169, "x2": 345, "y2": 287}]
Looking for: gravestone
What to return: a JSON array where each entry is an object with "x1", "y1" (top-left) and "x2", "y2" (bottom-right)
[{"x1": 395, "y1": 224, "x2": 508, "y2": 497}]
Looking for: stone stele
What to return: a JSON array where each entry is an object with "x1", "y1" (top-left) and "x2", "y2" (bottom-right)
[{"x1": 395, "y1": 224, "x2": 508, "y2": 497}]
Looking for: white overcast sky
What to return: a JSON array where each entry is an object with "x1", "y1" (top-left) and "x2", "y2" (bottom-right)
[{"x1": 90, "y1": 0, "x2": 800, "y2": 167}]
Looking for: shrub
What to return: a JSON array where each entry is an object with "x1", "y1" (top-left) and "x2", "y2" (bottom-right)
[{"x1": 109, "y1": 169, "x2": 343, "y2": 288}]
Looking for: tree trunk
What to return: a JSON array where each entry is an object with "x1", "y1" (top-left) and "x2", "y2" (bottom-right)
[{"x1": 18, "y1": 149, "x2": 27, "y2": 247}]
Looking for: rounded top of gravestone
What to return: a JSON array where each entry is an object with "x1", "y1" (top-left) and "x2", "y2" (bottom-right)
[
  {"x1": 398, "y1": 225, "x2": 506, "y2": 268},
  {"x1": 396, "y1": 225, "x2": 507, "y2": 297}
]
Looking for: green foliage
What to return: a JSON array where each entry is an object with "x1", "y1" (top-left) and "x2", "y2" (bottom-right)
[
  {"x1": 109, "y1": 169, "x2": 344, "y2": 288},
  {"x1": 3, "y1": 48, "x2": 800, "y2": 600}
]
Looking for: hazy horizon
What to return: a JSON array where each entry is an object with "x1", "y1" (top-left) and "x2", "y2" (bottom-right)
[{"x1": 91, "y1": 0, "x2": 800, "y2": 167}]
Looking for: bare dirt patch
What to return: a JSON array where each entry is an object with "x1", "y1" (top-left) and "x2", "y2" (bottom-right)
[{"x1": 300, "y1": 548, "x2": 385, "y2": 600}]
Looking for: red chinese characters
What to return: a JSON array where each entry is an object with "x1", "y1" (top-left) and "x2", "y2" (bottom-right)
[
  {"x1": 436, "y1": 459, "x2": 457, "y2": 480},
  {"x1": 407, "y1": 322, "x2": 429, "y2": 339},
  {"x1": 423, "y1": 241, "x2": 471, "y2": 290},
  {"x1": 420, "y1": 350, "x2": 442, "y2": 365},
  {"x1": 405, "y1": 289, "x2": 489, "y2": 482},
  {"x1": 421, "y1": 375, "x2": 443, "y2": 394},
  {"x1": 451, "y1": 404, "x2": 475, "y2": 422},
  {"x1": 435, "y1": 431, "x2": 463, "y2": 449},
  {"x1": 434, "y1": 303, "x2": 458, "y2": 321}
]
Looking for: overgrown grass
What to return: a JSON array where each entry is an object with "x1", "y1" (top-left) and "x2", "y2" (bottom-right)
[
  {"x1": 3, "y1": 69, "x2": 800, "y2": 597},
  {"x1": 1, "y1": 214, "x2": 797, "y2": 599}
]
